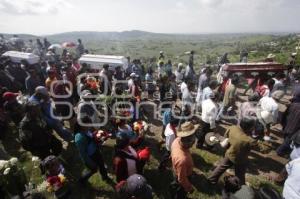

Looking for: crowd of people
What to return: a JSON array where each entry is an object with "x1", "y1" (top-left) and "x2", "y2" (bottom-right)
[{"x1": 0, "y1": 34, "x2": 300, "y2": 199}]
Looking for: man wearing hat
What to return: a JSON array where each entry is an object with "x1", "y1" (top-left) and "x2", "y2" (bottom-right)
[
  {"x1": 288, "y1": 52, "x2": 297, "y2": 67},
  {"x1": 77, "y1": 89, "x2": 102, "y2": 125},
  {"x1": 208, "y1": 118, "x2": 265, "y2": 185},
  {"x1": 196, "y1": 91, "x2": 218, "y2": 149},
  {"x1": 158, "y1": 51, "x2": 165, "y2": 63},
  {"x1": 157, "y1": 61, "x2": 164, "y2": 78},
  {"x1": 170, "y1": 121, "x2": 198, "y2": 199},
  {"x1": 195, "y1": 68, "x2": 212, "y2": 107},
  {"x1": 29, "y1": 86, "x2": 72, "y2": 142},
  {"x1": 271, "y1": 73, "x2": 285, "y2": 94},
  {"x1": 99, "y1": 64, "x2": 112, "y2": 94},
  {"x1": 265, "y1": 54, "x2": 276, "y2": 62},
  {"x1": 128, "y1": 73, "x2": 138, "y2": 89},
  {"x1": 19, "y1": 101, "x2": 62, "y2": 159},
  {"x1": 257, "y1": 90, "x2": 284, "y2": 141},
  {"x1": 175, "y1": 63, "x2": 184, "y2": 83},
  {"x1": 2, "y1": 91, "x2": 24, "y2": 125}
]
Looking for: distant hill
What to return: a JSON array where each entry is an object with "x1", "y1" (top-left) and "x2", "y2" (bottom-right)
[
  {"x1": 1, "y1": 30, "x2": 289, "y2": 43},
  {"x1": 1, "y1": 30, "x2": 299, "y2": 65},
  {"x1": 0, "y1": 33, "x2": 38, "y2": 41},
  {"x1": 44, "y1": 30, "x2": 161, "y2": 42}
]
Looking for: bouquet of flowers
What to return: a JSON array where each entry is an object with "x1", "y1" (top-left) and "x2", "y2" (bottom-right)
[
  {"x1": 93, "y1": 130, "x2": 112, "y2": 144},
  {"x1": 41, "y1": 156, "x2": 67, "y2": 194},
  {"x1": 46, "y1": 174, "x2": 66, "y2": 192},
  {"x1": 133, "y1": 120, "x2": 149, "y2": 136}
]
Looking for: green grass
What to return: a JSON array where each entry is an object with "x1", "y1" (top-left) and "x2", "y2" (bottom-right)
[{"x1": 1, "y1": 119, "x2": 285, "y2": 199}]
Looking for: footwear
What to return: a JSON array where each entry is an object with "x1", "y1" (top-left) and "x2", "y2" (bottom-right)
[
  {"x1": 207, "y1": 178, "x2": 217, "y2": 185},
  {"x1": 263, "y1": 136, "x2": 271, "y2": 141}
]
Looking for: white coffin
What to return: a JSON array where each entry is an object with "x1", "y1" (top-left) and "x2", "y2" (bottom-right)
[
  {"x1": 2, "y1": 51, "x2": 40, "y2": 65},
  {"x1": 79, "y1": 54, "x2": 128, "y2": 70}
]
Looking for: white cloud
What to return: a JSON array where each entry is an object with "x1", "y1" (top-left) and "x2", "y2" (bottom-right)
[
  {"x1": 196, "y1": 0, "x2": 224, "y2": 7},
  {"x1": 0, "y1": 0, "x2": 300, "y2": 34},
  {"x1": 0, "y1": 0, "x2": 72, "y2": 15}
]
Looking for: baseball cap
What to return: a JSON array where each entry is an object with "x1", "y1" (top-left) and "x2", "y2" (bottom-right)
[
  {"x1": 2, "y1": 92, "x2": 18, "y2": 102},
  {"x1": 125, "y1": 174, "x2": 153, "y2": 199},
  {"x1": 35, "y1": 86, "x2": 48, "y2": 96}
]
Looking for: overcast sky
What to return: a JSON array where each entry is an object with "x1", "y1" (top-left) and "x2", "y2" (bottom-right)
[{"x1": 0, "y1": 0, "x2": 299, "y2": 35}]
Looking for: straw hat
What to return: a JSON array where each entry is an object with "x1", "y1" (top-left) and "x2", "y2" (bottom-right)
[
  {"x1": 204, "y1": 132, "x2": 219, "y2": 146},
  {"x1": 271, "y1": 90, "x2": 284, "y2": 100},
  {"x1": 267, "y1": 54, "x2": 276, "y2": 59},
  {"x1": 177, "y1": 122, "x2": 199, "y2": 138}
]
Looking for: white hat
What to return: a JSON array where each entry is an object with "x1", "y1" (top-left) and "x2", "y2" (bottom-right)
[
  {"x1": 271, "y1": 90, "x2": 284, "y2": 100},
  {"x1": 130, "y1": 73, "x2": 138, "y2": 78},
  {"x1": 267, "y1": 54, "x2": 276, "y2": 59},
  {"x1": 81, "y1": 90, "x2": 92, "y2": 98},
  {"x1": 291, "y1": 52, "x2": 297, "y2": 56},
  {"x1": 178, "y1": 63, "x2": 183, "y2": 68},
  {"x1": 177, "y1": 122, "x2": 199, "y2": 138},
  {"x1": 159, "y1": 51, "x2": 164, "y2": 54}
]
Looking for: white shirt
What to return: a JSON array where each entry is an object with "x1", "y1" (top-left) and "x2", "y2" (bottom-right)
[
  {"x1": 283, "y1": 157, "x2": 300, "y2": 199},
  {"x1": 128, "y1": 79, "x2": 134, "y2": 89},
  {"x1": 164, "y1": 123, "x2": 176, "y2": 151},
  {"x1": 259, "y1": 96, "x2": 279, "y2": 123},
  {"x1": 182, "y1": 87, "x2": 193, "y2": 108},
  {"x1": 201, "y1": 99, "x2": 218, "y2": 129},
  {"x1": 180, "y1": 82, "x2": 188, "y2": 93},
  {"x1": 291, "y1": 146, "x2": 300, "y2": 161},
  {"x1": 175, "y1": 70, "x2": 183, "y2": 83}
]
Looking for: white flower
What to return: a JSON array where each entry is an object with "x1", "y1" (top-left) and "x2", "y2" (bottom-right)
[
  {"x1": 0, "y1": 160, "x2": 9, "y2": 171},
  {"x1": 31, "y1": 156, "x2": 40, "y2": 162},
  {"x1": 143, "y1": 121, "x2": 149, "y2": 131},
  {"x1": 37, "y1": 181, "x2": 48, "y2": 192},
  {"x1": 9, "y1": 157, "x2": 18, "y2": 166},
  {"x1": 3, "y1": 168, "x2": 11, "y2": 175}
]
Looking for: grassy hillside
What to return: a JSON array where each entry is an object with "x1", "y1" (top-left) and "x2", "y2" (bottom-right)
[
  {"x1": 46, "y1": 31, "x2": 300, "y2": 67},
  {"x1": 2, "y1": 31, "x2": 300, "y2": 67}
]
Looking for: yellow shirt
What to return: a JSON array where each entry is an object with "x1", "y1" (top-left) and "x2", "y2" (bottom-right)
[{"x1": 45, "y1": 77, "x2": 57, "y2": 90}]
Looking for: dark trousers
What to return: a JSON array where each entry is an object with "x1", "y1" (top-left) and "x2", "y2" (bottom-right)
[
  {"x1": 161, "y1": 125, "x2": 166, "y2": 139},
  {"x1": 208, "y1": 157, "x2": 246, "y2": 185},
  {"x1": 158, "y1": 150, "x2": 170, "y2": 169},
  {"x1": 196, "y1": 121, "x2": 211, "y2": 147},
  {"x1": 31, "y1": 136, "x2": 62, "y2": 160},
  {"x1": 169, "y1": 177, "x2": 188, "y2": 199},
  {"x1": 81, "y1": 150, "x2": 108, "y2": 181},
  {"x1": 276, "y1": 136, "x2": 292, "y2": 157}
]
